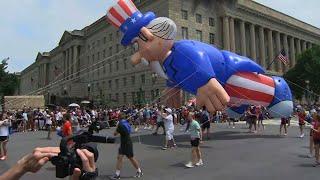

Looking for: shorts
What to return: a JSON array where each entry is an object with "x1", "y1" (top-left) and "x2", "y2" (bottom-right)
[
  {"x1": 119, "y1": 143, "x2": 134, "y2": 158},
  {"x1": 0, "y1": 136, "x2": 8, "y2": 142},
  {"x1": 166, "y1": 129, "x2": 174, "y2": 140},
  {"x1": 191, "y1": 138, "x2": 200, "y2": 147},
  {"x1": 201, "y1": 122, "x2": 210, "y2": 130},
  {"x1": 313, "y1": 139, "x2": 320, "y2": 145},
  {"x1": 281, "y1": 119, "x2": 288, "y2": 125}
]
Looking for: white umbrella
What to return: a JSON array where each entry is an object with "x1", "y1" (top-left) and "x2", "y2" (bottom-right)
[
  {"x1": 81, "y1": 100, "x2": 91, "y2": 104},
  {"x1": 69, "y1": 103, "x2": 80, "y2": 108}
]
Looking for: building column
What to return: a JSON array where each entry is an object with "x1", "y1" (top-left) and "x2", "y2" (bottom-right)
[
  {"x1": 289, "y1": 36, "x2": 295, "y2": 67},
  {"x1": 250, "y1": 23, "x2": 256, "y2": 60},
  {"x1": 302, "y1": 41, "x2": 307, "y2": 51},
  {"x1": 73, "y1": 46, "x2": 78, "y2": 77},
  {"x1": 267, "y1": 29, "x2": 274, "y2": 70},
  {"x1": 240, "y1": 20, "x2": 246, "y2": 56},
  {"x1": 296, "y1": 39, "x2": 301, "y2": 55},
  {"x1": 229, "y1": 17, "x2": 235, "y2": 52},
  {"x1": 283, "y1": 34, "x2": 289, "y2": 72},
  {"x1": 307, "y1": 42, "x2": 312, "y2": 49},
  {"x1": 259, "y1": 26, "x2": 265, "y2": 67},
  {"x1": 275, "y1": 31, "x2": 281, "y2": 72},
  {"x1": 223, "y1": 16, "x2": 230, "y2": 50},
  {"x1": 64, "y1": 51, "x2": 67, "y2": 78}
]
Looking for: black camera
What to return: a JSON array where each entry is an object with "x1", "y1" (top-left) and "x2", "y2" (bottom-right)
[{"x1": 50, "y1": 131, "x2": 115, "y2": 179}]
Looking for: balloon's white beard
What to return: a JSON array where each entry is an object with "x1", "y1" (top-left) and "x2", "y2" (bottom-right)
[{"x1": 140, "y1": 58, "x2": 168, "y2": 79}]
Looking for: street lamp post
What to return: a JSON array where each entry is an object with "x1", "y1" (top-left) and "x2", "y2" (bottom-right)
[
  {"x1": 305, "y1": 80, "x2": 310, "y2": 106},
  {"x1": 87, "y1": 83, "x2": 91, "y2": 100}
]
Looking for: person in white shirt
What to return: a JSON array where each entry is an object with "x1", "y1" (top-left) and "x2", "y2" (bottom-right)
[
  {"x1": 45, "y1": 112, "x2": 53, "y2": 140},
  {"x1": 0, "y1": 113, "x2": 10, "y2": 160},
  {"x1": 22, "y1": 110, "x2": 28, "y2": 132},
  {"x1": 161, "y1": 108, "x2": 176, "y2": 150}
]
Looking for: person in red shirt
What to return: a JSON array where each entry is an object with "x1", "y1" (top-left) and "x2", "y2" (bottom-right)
[
  {"x1": 312, "y1": 114, "x2": 320, "y2": 167},
  {"x1": 62, "y1": 114, "x2": 72, "y2": 137},
  {"x1": 297, "y1": 109, "x2": 306, "y2": 138}
]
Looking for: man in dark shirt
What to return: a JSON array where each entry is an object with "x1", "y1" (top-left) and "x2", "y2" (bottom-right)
[{"x1": 111, "y1": 113, "x2": 143, "y2": 179}]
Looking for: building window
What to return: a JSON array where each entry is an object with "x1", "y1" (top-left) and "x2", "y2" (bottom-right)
[
  {"x1": 116, "y1": 30, "x2": 120, "y2": 37},
  {"x1": 108, "y1": 80, "x2": 112, "y2": 89},
  {"x1": 92, "y1": 55, "x2": 95, "y2": 63},
  {"x1": 109, "y1": 47, "x2": 112, "y2": 56},
  {"x1": 116, "y1": 61, "x2": 119, "y2": 71},
  {"x1": 181, "y1": 10, "x2": 188, "y2": 20},
  {"x1": 131, "y1": 76, "x2": 135, "y2": 85},
  {"x1": 97, "y1": 52, "x2": 100, "y2": 60},
  {"x1": 182, "y1": 27, "x2": 188, "y2": 39},
  {"x1": 131, "y1": 92, "x2": 135, "y2": 103},
  {"x1": 97, "y1": 40, "x2": 100, "y2": 47},
  {"x1": 92, "y1": 42, "x2": 95, "y2": 49},
  {"x1": 209, "y1": 33, "x2": 215, "y2": 44},
  {"x1": 103, "y1": 37, "x2": 107, "y2": 44},
  {"x1": 196, "y1": 30, "x2": 203, "y2": 42},
  {"x1": 103, "y1": 63, "x2": 106, "y2": 74},
  {"x1": 115, "y1": 93, "x2": 119, "y2": 102},
  {"x1": 109, "y1": 94, "x2": 112, "y2": 101},
  {"x1": 115, "y1": 79, "x2": 119, "y2": 89},
  {"x1": 123, "y1": 58, "x2": 127, "y2": 69},
  {"x1": 151, "y1": 90, "x2": 154, "y2": 100},
  {"x1": 156, "y1": 89, "x2": 160, "y2": 96},
  {"x1": 103, "y1": 50, "x2": 106, "y2": 58},
  {"x1": 123, "y1": 77, "x2": 127, "y2": 86},
  {"x1": 209, "y1": 17, "x2": 215, "y2": 26},
  {"x1": 196, "y1": 14, "x2": 202, "y2": 23},
  {"x1": 123, "y1": 93, "x2": 127, "y2": 104},
  {"x1": 97, "y1": 65, "x2": 100, "y2": 76},
  {"x1": 116, "y1": 44, "x2": 119, "y2": 53},
  {"x1": 141, "y1": 74, "x2": 145, "y2": 84},
  {"x1": 109, "y1": 33, "x2": 113, "y2": 41},
  {"x1": 87, "y1": 45, "x2": 90, "y2": 51},
  {"x1": 109, "y1": 63, "x2": 112, "y2": 73}
]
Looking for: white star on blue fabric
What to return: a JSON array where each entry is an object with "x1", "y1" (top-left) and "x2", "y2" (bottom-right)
[{"x1": 131, "y1": 18, "x2": 136, "y2": 23}]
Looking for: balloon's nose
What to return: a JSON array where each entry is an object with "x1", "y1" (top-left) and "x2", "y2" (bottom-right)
[{"x1": 268, "y1": 101, "x2": 293, "y2": 118}]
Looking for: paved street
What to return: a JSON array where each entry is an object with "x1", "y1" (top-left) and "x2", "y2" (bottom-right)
[{"x1": 0, "y1": 119, "x2": 318, "y2": 180}]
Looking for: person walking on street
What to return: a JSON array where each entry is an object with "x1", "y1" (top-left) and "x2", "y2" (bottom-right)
[
  {"x1": 185, "y1": 112, "x2": 203, "y2": 168},
  {"x1": 111, "y1": 113, "x2": 143, "y2": 179},
  {"x1": 161, "y1": 108, "x2": 176, "y2": 150}
]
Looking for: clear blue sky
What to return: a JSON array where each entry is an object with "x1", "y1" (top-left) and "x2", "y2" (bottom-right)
[{"x1": 1, "y1": 0, "x2": 319, "y2": 72}]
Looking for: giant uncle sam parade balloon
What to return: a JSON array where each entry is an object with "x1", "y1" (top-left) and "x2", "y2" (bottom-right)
[{"x1": 106, "y1": 0, "x2": 293, "y2": 118}]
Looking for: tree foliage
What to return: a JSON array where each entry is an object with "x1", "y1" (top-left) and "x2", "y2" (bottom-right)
[
  {"x1": 0, "y1": 59, "x2": 19, "y2": 97},
  {"x1": 284, "y1": 45, "x2": 320, "y2": 100}
]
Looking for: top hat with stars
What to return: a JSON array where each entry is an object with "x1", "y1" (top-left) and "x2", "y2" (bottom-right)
[{"x1": 106, "y1": 0, "x2": 156, "y2": 46}]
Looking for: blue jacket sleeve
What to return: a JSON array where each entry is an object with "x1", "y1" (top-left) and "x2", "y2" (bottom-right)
[{"x1": 163, "y1": 42, "x2": 216, "y2": 95}]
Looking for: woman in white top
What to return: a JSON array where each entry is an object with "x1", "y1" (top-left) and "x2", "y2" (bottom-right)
[
  {"x1": 161, "y1": 108, "x2": 176, "y2": 150},
  {"x1": 0, "y1": 113, "x2": 10, "y2": 160}
]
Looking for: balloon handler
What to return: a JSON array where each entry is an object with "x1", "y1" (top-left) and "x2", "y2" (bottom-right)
[{"x1": 106, "y1": 0, "x2": 293, "y2": 118}]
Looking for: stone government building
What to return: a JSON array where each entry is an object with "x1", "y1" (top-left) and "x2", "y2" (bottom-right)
[{"x1": 18, "y1": 0, "x2": 320, "y2": 106}]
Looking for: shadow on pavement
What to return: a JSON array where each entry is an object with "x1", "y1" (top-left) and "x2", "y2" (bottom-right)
[{"x1": 130, "y1": 131, "x2": 282, "y2": 148}]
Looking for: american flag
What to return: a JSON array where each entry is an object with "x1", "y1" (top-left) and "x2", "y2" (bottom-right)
[
  {"x1": 225, "y1": 72, "x2": 275, "y2": 107},
  {"x1": 276, "y1": 49, "x2": 289, "y2": 66}
]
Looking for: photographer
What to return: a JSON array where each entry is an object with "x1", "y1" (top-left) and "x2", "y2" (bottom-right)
[{"x1": 0, "y1": 147, "x2": 96, "y2": 180}]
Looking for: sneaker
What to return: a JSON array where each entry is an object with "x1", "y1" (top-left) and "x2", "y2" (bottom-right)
[
  {"x1": 134, "y1": 171, "x2": 143, "y2": 178},
  {"x1": 307, "y1": 154, "x2": 313, "y2": 158},
  {"x1": 110, "y1": 174, "x2": 121, "y2": 180},
  {"x1": 0, "y1": 156, "x2": 7, "y2": 160},
  {"x1": 300, "y1": 133, "x2": 305, "y2": 138},
  {"x1": 162, "y1": 146, "x2": 168, "y2": 150},
  {"x1": 185, "y1": 162, "x2": 195, "y2": 168},
  {"x1": 284, "y1": 133, "x2": 287, "y2": 136},
  {"x1": 313, "y1": 162, "x2": 320, "y2": 167},
  {"x1": 195, "y1": 159, "x2": 204, "y2": 166}
]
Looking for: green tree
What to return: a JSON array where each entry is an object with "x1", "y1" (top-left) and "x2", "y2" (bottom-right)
[
  {"x1": 284, "y1": 45, "x2": 320, "y2": 100},
  {"x1": 0, "y1": 58, "x2": 19, "y2": 97}
]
